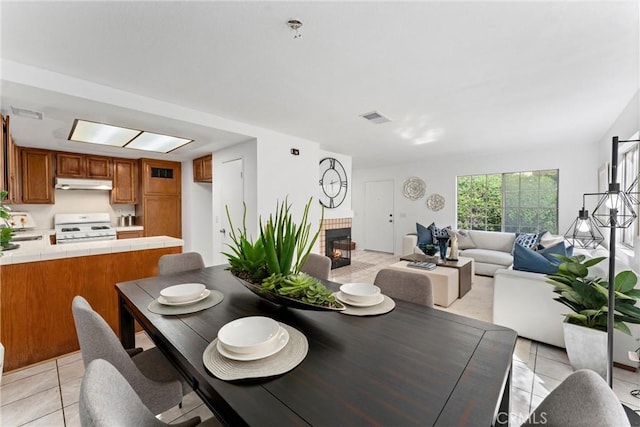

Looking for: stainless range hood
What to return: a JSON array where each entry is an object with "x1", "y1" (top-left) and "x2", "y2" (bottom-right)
[{"x1": 55, "y1": 177, "x2": 113, "y2": 191}]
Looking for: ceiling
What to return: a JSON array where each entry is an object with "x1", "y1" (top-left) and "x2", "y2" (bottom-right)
[{"x1": 1, "y1": 1, "x2": 638, "y2": 168}]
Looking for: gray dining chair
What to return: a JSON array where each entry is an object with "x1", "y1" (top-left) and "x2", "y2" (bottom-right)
[
  {"x1": 522, "y1": 369, "x2": 629, "y2": 426},
  {"x1": 373, "y1": 268, "x2": 434, "y2": 307},
  {"x1": 300, "y1": 253, "x2": 332, "y2": 280},
  {"x1": 72, "y1": 296, "x2": 186, "y2": 415},
  {"x1": 158, "y1": 252, "x2": 205, "y2": 275},
  {"x1": 80, "y1": 359, "x2": 216, "y2": 427}
]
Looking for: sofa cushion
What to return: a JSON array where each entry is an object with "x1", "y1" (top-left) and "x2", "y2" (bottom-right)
[
  {"x1": 416, "y1": 222, "x2": 435, "y2": 246},
  {"x1": 539, "y1": 242, "x2": 574, "y2": 262},
  {"x1": 513, "y1": 243, "x2": 559, "y2": 274},
  {"x1": 467, "y1": 230, "x2": 516, "y2": 252},
  {"x1": 513, "y1": 232, "x2": 543, "y2": 252},
  {"x1": 459, "y1": 248, "x2": 513, "y2": 267},
  {"x1": 539, "y1": 231, "x2": 565, "y2": 248},
  {"x1": 454, "y1": 230, "x2": 476, "y2": 250}
]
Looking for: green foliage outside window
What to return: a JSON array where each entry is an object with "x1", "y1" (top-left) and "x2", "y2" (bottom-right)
[{"x1": 457, "y1": 170, "x2": 558, "y2": 234}]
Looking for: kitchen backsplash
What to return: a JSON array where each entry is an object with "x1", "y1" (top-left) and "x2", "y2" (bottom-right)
[{"x1": 10, "y1": 189, "x2": 135, "y2": 229}]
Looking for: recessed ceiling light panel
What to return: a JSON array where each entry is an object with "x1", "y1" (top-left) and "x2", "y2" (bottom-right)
[
  {"x1": 11, "y1": 106, "x2": 43, "y2": 120},
  {"x1": 125, "y1": 132, "x2": 193, "y2": 153},
  {"x1": 68, "y1": 119, "x2": 193, "y2": 153},
  {"x1": 69, "y1": 119, "x2": 140, "y2": 146}
]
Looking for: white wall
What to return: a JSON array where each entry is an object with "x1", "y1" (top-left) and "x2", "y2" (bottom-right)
[
  {"x1": 11, "y1": 190, "x2": 135, "y2": 230},
  {"x1": 182, "y1": 158, "x2": 214, "y2": 265},
  {"x1": 352, "y1": 145, "x2": 598, "y2": 255}
]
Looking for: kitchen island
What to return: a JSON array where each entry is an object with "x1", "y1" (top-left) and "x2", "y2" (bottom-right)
[{"x1": 0, "y1": 235, "x2": 183, "y2": 371}]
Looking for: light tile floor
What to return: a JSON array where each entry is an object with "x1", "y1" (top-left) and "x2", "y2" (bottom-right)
[{"x1": 2, "y1": 249, "x2": 640, "y2": 426}]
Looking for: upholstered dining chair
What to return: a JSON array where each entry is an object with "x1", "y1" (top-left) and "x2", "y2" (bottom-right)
[
  {"x1": 373, "y1": 268, "x2": 434, "y2": 307},
  {"x1": 80, "y1": 359, "x2": 216, "y2": 427},
  {"x1": 158, "y1": 252, "x2": 205, "y2": 276},
  {"x1": 522, "y1": 369, "x2": 630, "y2": 427},
  {"x1": 300, "y1": 253, "x2": 332, "y2": 280},
  {"x1": 72, "y1": 296, "x2": 186, "y2": 415}
]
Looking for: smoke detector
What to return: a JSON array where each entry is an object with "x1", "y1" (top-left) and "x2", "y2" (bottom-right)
[
  {"x1": 360, "y1": 111, "x2": 391, "y2": 124},
  {"x1": 287, "y1": 19, "x2": 303, "y2": 38}
]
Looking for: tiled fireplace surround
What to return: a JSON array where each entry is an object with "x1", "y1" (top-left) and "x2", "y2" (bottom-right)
[{"x1": 319, "y1": 217, "x2": 352, "y2": 256}]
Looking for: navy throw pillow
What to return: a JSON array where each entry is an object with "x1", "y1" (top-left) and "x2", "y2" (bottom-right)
[
  {"x1": 416, "y1": 222, "x2": 435, "y2": 246},
  {"x1": 513, "y1": 243, "x2": 559, "y2": 274}
]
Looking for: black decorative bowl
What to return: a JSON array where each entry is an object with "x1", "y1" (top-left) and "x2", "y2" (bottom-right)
[{"x1": 234, "y1": 277, "x2": 345, "y2": 311}]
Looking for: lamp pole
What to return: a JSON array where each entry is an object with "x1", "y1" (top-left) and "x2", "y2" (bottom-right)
[{"x1": 606, "y1": 136, "x2": 619, "y2": 388}]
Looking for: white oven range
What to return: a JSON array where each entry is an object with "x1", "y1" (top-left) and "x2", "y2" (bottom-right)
[{"x1": 54, "y1": 213, "x2": 116, "y2": 244}]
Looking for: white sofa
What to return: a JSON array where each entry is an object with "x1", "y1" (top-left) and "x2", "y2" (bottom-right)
[
  {"x1": 403, "y1": 230, "x2": 515, "y2": 276},
  {"x1": 493, "y1": 249, "x2": 640, "y2": 368}
]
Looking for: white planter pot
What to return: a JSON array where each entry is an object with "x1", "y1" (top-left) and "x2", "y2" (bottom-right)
[{"x1": 563, "y1": 321, "x2": 608, "y2": 378}]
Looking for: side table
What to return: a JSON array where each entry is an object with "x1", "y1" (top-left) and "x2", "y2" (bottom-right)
[{"x1": 399, "y1": 253, "x2": 474, "y2": 298}]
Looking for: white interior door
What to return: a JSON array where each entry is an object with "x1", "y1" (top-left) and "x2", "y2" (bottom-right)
[
  {"x1": 217, "y1": 158, "x2": 244, "y2": 264},
  {"x1": 364, "y1": 180, "x2": 394, "y2": 253}
]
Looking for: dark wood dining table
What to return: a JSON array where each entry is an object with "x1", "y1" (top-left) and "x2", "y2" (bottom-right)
[{"x1": 116, "y1": 265, "x2": 517, "y2": 426}]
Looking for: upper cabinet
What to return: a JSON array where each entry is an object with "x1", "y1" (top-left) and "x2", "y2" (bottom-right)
[
  {"x1": 140, "y1": 158, "x2": 181, "y2": 196},
  {"x1": 193, "y1": 154, "x2": 212, "y2": 183},
  {"x1": 57, "y1": 152, "x2": 112, "y2": 179},
  {"x1": 111, "y1": 158, "x2": 137, "y2": 204},
  {"x1": 21, "y1": 148, "x2": 54, "y2": 204},
  {"x1": 1, "y1": 115, "x2": 22, "y2": 204}
]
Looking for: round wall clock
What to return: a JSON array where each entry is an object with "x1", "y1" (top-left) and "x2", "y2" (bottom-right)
[{"x1": 319, "y1": 157, "x2": 348, "y2": 208}]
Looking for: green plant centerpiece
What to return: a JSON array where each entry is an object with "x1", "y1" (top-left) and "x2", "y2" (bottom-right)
[
  {"x1": 0, "y1": 190, "x2": 14, "y2": 252},
  {"x1": 546, "y1": 254, "x2": 640, "y2": 335},
  {"x1": 223, "y1": 198, "x2": 344, "y2": 310}
]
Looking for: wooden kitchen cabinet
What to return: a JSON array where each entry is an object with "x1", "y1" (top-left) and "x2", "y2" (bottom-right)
[
  {"x1": 137, "y1": 158, "x2": 182, "y2": 238},
  {"x1": 111, "y1": 158, "x2": 137, "y2": 204},
  {"x1": 21, "y1": 148, "x2": 54, "y2": 204},
  {"x1": 0, "y1": 246, "x2": 181, "y2": 371},
  {"x1": 117, "y1": 230, "x2": 143, "y2": 239},
  {"x1": 57, "y1": 152, "x2": 112, "y2": 179},
  {"x1": 193, "y1": 154, "x2": 212, "y2": 182},
  {"x1": 1, "y1": 115, "x2": 22, "y2": 203}
]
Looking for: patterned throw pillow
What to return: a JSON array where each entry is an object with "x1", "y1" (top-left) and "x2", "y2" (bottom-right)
[
  {"x1": 431, "y1": 225, "x2": 452, "y2": 241},
  {"x1": 513, "y1": 232, "x2": 542, "y2": 253}
]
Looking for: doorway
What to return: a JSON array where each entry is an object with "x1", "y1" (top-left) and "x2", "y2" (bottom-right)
[
  {"x1": 364, "y1": 180, "x2": 394, "y2": 253},
  {"x1": 216, "y1": 158, "x2": 244, "y2": 265}
]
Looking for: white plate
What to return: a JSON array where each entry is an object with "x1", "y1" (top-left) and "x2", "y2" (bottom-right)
[
  {"x1": 216, "y1": 326, "x2": 289, "y2": 361},
  {"x1": 336, "y1": 291, "x2": 385, "y2": 307},
  {"x1": 158, "y1": 289, "x2": 210, "y2": 306}
]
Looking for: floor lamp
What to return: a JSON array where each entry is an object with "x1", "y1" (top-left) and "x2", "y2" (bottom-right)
[{"x1": 573, "y1": 136, "x2": 640, "y2": 388}]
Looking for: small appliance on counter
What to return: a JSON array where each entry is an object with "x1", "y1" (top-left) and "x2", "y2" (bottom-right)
[
  {"x1": 6, "y1": 212, "x2": 43, "y2": 241},
  {"x1": 54, "y1": 213, "x2": 117, "y2": 244}
]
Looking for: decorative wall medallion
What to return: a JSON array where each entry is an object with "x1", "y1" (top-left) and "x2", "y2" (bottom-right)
[
  {"x1": 426, "y1": 194, "x2": 445, "y2": 211},
  {"x1": 402, "y1": 177, "x2": 426, "y2": 200}
]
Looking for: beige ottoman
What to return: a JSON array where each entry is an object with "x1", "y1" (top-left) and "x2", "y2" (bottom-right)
[{"x1": 389, "y1": 261, "x2": 459, "y2": 307}]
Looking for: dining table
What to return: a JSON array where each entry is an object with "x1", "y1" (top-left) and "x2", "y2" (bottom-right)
[{"x1": 116, "y1": 265, "x2": 517, "y2": 426}]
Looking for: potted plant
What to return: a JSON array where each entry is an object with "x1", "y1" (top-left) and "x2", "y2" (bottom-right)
[
  {"x1": 223, "y1": 198, "x2": 343, "y2": 310},
  {"x1": 546, "y1": 254, "x2": 640, "y2": 376},
  {"x1": 0, "y1": 190, "x2": 14, "y2": 252}
]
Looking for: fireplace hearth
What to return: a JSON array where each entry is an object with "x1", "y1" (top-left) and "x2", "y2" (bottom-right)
[{"x1": 325, "y1": 228, "x2": 351, "y2": 269}]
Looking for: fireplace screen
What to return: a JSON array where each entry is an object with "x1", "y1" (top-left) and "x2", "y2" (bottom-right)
[{"x1": 325, "y1": 228, "x2": 351, "y2": 269}]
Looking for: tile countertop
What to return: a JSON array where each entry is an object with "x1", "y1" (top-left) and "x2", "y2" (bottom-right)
[{"x1": 0, "y1": 235, "x2": 184, "y2": 265}]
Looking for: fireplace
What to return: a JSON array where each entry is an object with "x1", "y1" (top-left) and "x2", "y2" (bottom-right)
[{"x1": 325, "y1": 228, "x2": 351, "y2": 269}]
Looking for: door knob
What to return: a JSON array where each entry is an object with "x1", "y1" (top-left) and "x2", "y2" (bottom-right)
[{"x1": 219, "y1": 228, "x2": 226, "y2": 233}]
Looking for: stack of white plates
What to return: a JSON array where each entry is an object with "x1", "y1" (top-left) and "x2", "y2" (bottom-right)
[
  {"x1": 217, "y1": 316, "x2": 289, "y2": 361},
  {"x1": 336, "y1": 283, "x2": 385, "y2": 307},
  {"x1": 158, "y1": 283, "x2": 210, "y2": 306}
]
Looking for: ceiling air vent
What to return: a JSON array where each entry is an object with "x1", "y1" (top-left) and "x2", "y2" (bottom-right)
[
  {"x1": 360, "y1": 111, "x2": 391, "y2": 124},
  {"x1": 11, "y1": 106, "x2": 43, "y2": 120}
]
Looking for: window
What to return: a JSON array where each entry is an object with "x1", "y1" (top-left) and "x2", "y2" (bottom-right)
[
  {"x1": 620, "y1": 139, "x2": 639, "y2": 247},
  {"x1": 457, "y1": 170, "x2": 559, "y2": 234}
]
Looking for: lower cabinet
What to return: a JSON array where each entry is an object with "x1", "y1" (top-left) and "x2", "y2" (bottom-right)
[
  {"x1": 0, "y1": 246, "x2": 181, "y2": 371},
  {"x1": 117, "y1": 230, "x2": 144, "y2": 239}
]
